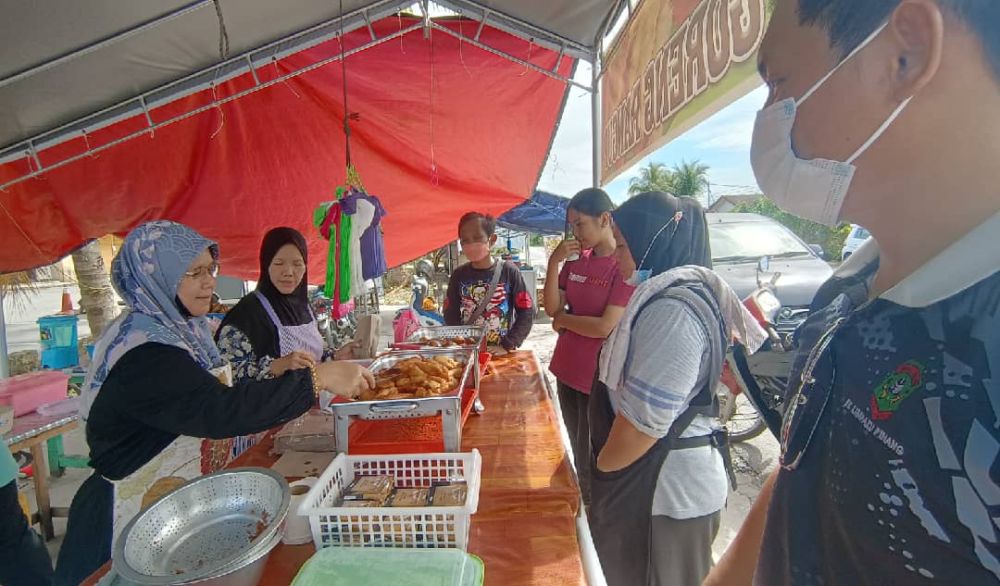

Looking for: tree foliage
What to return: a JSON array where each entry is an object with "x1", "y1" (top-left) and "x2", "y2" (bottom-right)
[
  {"x1": 628, "y1": 162, "x2": 675, "y2": 196},
  {"x1": 628, "y1": 160, "x2": 710, "y2": 201},
  {"x1": 732, "y1": 197, "x2": 851, "y2": 259},
  {"x1": 0, "y1": 271, "x2": 37, "y2": 313},
  {"x1": 667, "y1": 160, "x2": 711, "y2": 199}
]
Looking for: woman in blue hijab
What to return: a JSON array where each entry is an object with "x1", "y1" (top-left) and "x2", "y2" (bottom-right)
[{"x1": 54, "y1": 221, "x2": 373, "y2": 585}]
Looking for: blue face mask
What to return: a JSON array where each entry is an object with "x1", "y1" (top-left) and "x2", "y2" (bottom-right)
[
  {"x1": 624, "y1": 212, "x2": 683, "y2": 287},
  {"x1": 626, "y1": 269, "x2": 652, "y2": 287}
]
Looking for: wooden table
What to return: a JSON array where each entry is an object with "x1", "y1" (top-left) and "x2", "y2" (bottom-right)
[
  {"x1": 85, "y1": 351, "x2": 586, "y2": 585},
  {"x1": 5, "y1": 412, "x2": 79, "y2": 540}
]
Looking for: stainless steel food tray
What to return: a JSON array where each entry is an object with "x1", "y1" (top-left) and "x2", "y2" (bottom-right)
[
  {"x1": 329, "y1": 348, "x2": 476, "y2": 452},
  {"x1": 404, "y1": 326, "x2": 485, "y2": 389}
]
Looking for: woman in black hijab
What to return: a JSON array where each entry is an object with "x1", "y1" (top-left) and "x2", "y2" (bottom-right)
[
  {"x1": 587, "y1": 192, "x2": 766, "y2": 586},
  {"x1": 612, "y1": 192, "x2": 712, "y2": 276},
  {"x1": 217, "y1": 228, "x2": 328, "y2": 384}
]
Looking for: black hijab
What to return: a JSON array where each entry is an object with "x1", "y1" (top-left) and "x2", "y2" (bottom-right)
[
  {"x1": 217, "y1": 227, "x2": 312, "y2": 358},
  {"x1": 255, "y1": 227, "x2": 312, "y2": 324},
  {"x1": 612, "y1": 192, "x2": 712, "y2": 276}
]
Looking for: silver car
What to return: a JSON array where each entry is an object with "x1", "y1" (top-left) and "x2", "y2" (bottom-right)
[
  {"x1": 709, "y1": 213, "x2": 833, "y2": 332},
  {"x1": 841, "y1": 224, "x2": 872, "y2": 261},
  {"x1": 708, "y1": 213, "x2": 834, "y2": 441}
]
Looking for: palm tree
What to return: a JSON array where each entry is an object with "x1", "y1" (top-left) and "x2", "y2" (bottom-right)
[
  {"x1": 628, "y1": 162, "x2": 674, "y2": 196},
  {"x1": 0, "y1": 271, "x2": 36, "y2": 311},
  {"x1": 71, "y1": 240, "x2": 118, "y2": 339},
  {"x1": 0, "y1": 240, "x2": 119, "y2": 377},
  {"x1": 667, "y1": 160, "x2": 711, "y2": 201},
  {"x1": 0, "y1": 271, "x2": 36, "y2": 377}
]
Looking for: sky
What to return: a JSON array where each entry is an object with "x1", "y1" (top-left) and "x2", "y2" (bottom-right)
[{"x1": 537, "y1": 62, "x2": 769, "y2": 204}]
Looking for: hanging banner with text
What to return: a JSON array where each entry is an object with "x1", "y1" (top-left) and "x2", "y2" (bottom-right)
[{"x1": 600, "y1": 0, "x2": 770, "y2": 184}]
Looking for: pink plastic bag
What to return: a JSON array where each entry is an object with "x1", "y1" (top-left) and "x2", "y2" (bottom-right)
[
  {"x1": 332, "y1": 299, "x2": 355, "y2": 320},
  {"x1": 393, "y1": 308, "x2": 421, "y2": 343}
]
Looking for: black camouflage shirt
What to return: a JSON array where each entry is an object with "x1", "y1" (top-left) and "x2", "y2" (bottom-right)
[{"x1": 756, "y1": 269, "x2": 1000, "y2": 585}]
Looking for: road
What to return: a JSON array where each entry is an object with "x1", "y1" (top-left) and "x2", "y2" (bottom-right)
[
  {"x1": 717, "y1": 427, "x2": 779, "y2": 555},
  {"x1": 2, "y1": 284, "x2": 92, "y2": 356}
]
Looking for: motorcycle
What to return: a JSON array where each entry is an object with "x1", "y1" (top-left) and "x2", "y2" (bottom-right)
[
  {"x1": 717, "y1": 256, "x2": 792, "y2": 443},
  {"x1": 401, "y1": 259, "x2": 445, "y2": 327},
  {"x1": 310, "y1": 289, "x2": 357, "y2": 350}
]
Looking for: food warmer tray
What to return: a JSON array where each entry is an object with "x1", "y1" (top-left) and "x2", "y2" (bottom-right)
[
  {"x1": 404, "y1": 326, "x2": 485, "y2": 389},
  {"x1": 328, "y1": 348, "x2": 477, "y2": 453}
]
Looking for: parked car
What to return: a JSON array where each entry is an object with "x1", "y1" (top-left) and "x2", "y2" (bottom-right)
[
  {"x1": 841, "y1": 224, "x2": 872, "y2": 261},
  {"x1": 708, "y1": 213, "x2": 834, "y2": 330},
  {"x1": 708, "y1": 213, "x2": 835, "y2": 441}
]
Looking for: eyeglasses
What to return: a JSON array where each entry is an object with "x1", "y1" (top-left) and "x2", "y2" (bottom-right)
[
  {"x1": 780, "y1": 316, "x2": 845, "y2": 471},
  {"x1": 184, "y1": 263, "x2": 220, "y2": 280}
]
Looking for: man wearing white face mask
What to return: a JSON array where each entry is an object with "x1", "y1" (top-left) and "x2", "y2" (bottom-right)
[{"x1": 706, "y1": 1, "x2": 1000, "y2": 585}]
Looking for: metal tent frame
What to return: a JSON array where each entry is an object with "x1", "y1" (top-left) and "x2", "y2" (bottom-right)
[
  {"x1": 0, "y1": 0, "x2": 634, "y2": 373},
  {"x1": 0, "y1": 0, "x2": 630, "y2": 193}
]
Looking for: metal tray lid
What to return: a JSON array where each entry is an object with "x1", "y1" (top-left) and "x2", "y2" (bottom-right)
[{"x1": 405, "y1": 326, "x2": 485, "y2": 346}]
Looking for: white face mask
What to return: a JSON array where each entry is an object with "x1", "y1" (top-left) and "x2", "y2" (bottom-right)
[
  {"x1": 625, "y1": 212, "x2": 683, "y2": 287},
  {"x1": 750, "y1": 22, "x2": 913, "y2": 227}
]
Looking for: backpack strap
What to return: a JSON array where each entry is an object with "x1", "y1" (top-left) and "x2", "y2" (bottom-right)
[{"x1": 629, "y1": 281, "x2": 738, "y2": 490}]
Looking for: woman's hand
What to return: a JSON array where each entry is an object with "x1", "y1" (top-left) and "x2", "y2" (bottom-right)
[
  {"x1": 270, "y1": 351, "x2": 317, "y2": 377},
  {"x1": 333, "y1": 341, "x2": 361, "y2": 361},
  {"x1": 315, "y1": 361, "x2": 375, "y2": 399},
  {"x1": 551, "y1": 312, "x2": 565, "y2": 333},
  {"x1": 596, "y1": 415, "x2": 658, "y2": 472},
  {"x1": 548, "y1": 239, "x2": 582, "y2": 265}
]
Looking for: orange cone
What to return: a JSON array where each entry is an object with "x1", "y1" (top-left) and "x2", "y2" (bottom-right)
[{"x1": 60, "y1": 288, "x2": 74, "y2": 314}]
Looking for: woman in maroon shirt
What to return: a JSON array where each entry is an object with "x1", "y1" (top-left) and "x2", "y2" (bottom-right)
[{"x1": 544, "y1": 188, "x2": 635, "y2": 506}]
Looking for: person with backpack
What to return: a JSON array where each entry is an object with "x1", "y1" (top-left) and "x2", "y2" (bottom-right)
[{"x1": 588, "y1": 192, "x2": 765, "y2": 586}]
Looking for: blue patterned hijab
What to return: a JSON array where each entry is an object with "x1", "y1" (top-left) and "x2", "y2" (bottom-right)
[{"x1": 81, "y1": 221, "x2": 224, "y2": 422}]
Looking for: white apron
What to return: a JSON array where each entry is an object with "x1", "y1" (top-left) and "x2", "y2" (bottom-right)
[{"x1": 230, "y1": 292, "x2": 325, "y2": 459}]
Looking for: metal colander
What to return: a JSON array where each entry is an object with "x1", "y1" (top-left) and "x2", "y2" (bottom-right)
[{"x1": 112, "y1": 467, "x2": 290, "y2": 585}]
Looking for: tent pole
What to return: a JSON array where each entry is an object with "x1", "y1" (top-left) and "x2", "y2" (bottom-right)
[
  {"x1": 0, "y1": 293, "x2": 9, "y2": 378},
  {"x1": 0, "y1": 0, "x2": 215, "y2": 91},
  {"x1": 591, "y1": 52, "x2": 602, "y2": 188},
  {"x1": 429, "y1": 23, "x2": 590, "y2": 91}
]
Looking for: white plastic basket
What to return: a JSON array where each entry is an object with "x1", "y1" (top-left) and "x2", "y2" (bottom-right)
[{"x1": 299, "y1": 450, "x2": 482, "y2": 550}]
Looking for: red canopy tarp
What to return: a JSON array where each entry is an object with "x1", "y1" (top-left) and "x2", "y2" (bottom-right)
[{"x1": 0, "y1": 17, "x2": 574, "y2": 280}]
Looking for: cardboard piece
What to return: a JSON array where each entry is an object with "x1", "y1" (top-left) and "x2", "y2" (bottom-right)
[
  {"x1": 271, "y1": 451, "x2": 335, "y2": 479},
  {"x1": 354, "y1": 314, "x2": 382, "y2": 359},
  {"x1": 272, "y1": 410, "x2": 337, "y2": 454}
]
